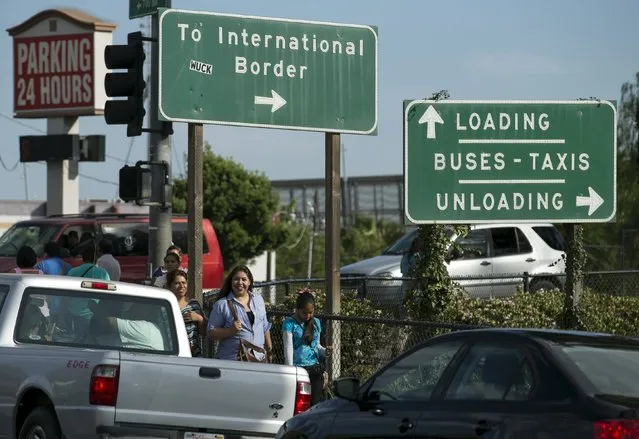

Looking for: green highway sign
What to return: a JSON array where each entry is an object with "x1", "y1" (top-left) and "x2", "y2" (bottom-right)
[
  {"x1": 403, "y1": 100, "x2": 617, "y2": 224},
  {"x1": 129, "y1": 0, "x2": 168, "y2": 19},
  {"x1": 158, "y1": 8, "x2": 378, "y2": 134}
]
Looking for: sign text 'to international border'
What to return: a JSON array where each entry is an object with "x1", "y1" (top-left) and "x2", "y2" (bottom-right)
[
  {"x1": 403, "y1": 100, "x2": 617, "y2": 224},
  {"x1": 158, "y1": 8, "x2": 378, "y2": 134}
]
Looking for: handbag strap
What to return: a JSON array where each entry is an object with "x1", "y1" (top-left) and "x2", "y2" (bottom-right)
[
  {"x1": 79, "y1": 264, "x2": 95, "y2": 278},
  {"x1": 227, "y1": 299, "x2": 240, "y2": 321}
]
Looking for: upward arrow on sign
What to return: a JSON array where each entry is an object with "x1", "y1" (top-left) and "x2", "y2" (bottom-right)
[{"x1": 418, "y1": 105, "x2": 444, "y2": 139}]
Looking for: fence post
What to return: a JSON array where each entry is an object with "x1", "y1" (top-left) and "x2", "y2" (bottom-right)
[{"x1": 523, "y1": 272, "x2": 530, "y2": 293}]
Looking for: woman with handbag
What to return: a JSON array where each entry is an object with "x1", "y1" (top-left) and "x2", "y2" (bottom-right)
[
  {"x1": 283, "y1": 290, "x2": 329, "y2": 406},
  {"x1": 208, "y1": 265, "x2": 273, "y2": 362}
]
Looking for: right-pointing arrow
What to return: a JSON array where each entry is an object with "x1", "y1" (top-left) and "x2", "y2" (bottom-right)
[
  {"x1": 254, "y1": 90, "x2": 287, "y2": 113},
  {"x1": 576, "y1": 187, "x2": 604, "y2": 216}
]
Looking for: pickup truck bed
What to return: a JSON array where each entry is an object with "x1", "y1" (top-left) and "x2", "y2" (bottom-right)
[{"x1": 0, "y1": 274, "x2": 310, "y2": 439}]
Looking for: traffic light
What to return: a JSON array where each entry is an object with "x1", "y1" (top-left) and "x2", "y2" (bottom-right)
[
  {"x1": 104, "y1": 32, "x2": 146, "y2": 137},
  {"x1": 119, "y1": 165, "x2": 152, "y2": 203}
]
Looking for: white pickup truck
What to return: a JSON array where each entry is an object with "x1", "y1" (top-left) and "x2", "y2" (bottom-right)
[{"x1": 0, "y1": 274, "x2": 310, "y2": 439}]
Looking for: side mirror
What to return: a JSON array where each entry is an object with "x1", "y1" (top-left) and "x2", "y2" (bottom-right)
[{"x1": 333, "y1": 377, "x2": 360, "y2": 401}]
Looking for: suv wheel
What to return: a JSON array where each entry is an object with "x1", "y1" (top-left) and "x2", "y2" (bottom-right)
[{"x1": 530, "y1": 278, "x2": 559, "y2": 293}]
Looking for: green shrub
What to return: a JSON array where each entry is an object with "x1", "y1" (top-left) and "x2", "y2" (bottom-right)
[
  {"x1": 577, "y1": 293, "x2": 639, "y2": 336},
  {"x1": 440, "y1": 290, "x2": 639, "y2": 337},
  {"x1": 442, "y1": 291, "x2": 564, "y2": 329},
  {"x1": 268, "y1": 288, "x2": 393, "y2": 379}
]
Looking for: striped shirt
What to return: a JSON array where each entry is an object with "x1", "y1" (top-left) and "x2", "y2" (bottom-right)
[{"x1": 182, "y1": 299, "x2": 204, "y2": 357}]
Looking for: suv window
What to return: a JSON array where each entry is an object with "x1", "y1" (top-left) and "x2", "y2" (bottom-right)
[
  {"x1": 16, "y1": 286, "x2": 177, "y2": 354},
  {"x1": 172, "y1": 222, "x2": 210, "y2": 254},
  {"x1": 60, "y1": 224, "x2": 97, "y2": 257},
  {"x1": 366, "y1": 341, "x2": 462, "y2": 402},
  {"x1": 0, "y1": 223, "x2": 61, "y2": 257},
  {"x1": 0, "y1": 284, "x2": 9, "y2": 312},
  {"x1": 533, "y1": 226, "x2": 565, "y2": 252},
  {"x1": 100, "y1": 222, "x2": 210, "y2": 257},
  {"x1": 491, "y1": 227, "x2": 532, "y2": 256},
  {"x1": 101, "y1": 222, "x2": 150, "y2": 257},
  {"x1": 456, "y1": 230, "x2": 489, "y2": 259}
]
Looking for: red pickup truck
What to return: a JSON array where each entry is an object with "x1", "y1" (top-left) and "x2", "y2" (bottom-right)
[{"x1": 0, "y1": 213, "x2": 224, "y2": 289}]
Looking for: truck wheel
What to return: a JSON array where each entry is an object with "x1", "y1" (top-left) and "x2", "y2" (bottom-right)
[
  {"x1": 19, "y1": 407, "x2": 61, "y2": 439},
  {"x1": 530, "y1": 279, "x2": 558, "y2": 293}
]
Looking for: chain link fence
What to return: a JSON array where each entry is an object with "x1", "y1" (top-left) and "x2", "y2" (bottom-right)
[
  {"x1": 199, "y1": 270, "x2": 639, "y2": 382},
  {"x1": 200, "y1": 289, "x2": 483, "y2": 382},
  {"x1": 267, "y1": 309, "x2": 483, "y2": 381},
  {"x1": 249, "y1": 270, "x2": 639, "y2": 316}
]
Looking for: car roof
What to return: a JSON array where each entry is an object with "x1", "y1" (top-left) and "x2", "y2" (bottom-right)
[
  {"x1": 10, "y1": 213, "x2": 189, "y2": 225},
  {"x1": 0, "y1": 273, "x2": 177, "y2": 301},
  {"x1": 435, "y1": 327, "x2": 639, "y2": 345}
]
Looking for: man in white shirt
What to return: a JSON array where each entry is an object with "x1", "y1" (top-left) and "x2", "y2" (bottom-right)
[
  {"x1": 114, "y1": 317, "x2": 164, "y2": 350},
  {"x1": 97, "y1": 239, "x2": 121, "y2": 281}
]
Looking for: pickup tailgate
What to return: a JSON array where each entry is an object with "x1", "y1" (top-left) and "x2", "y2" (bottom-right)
[{"x1": 115, "y1": 352, "x2": 302, "y2": 435}]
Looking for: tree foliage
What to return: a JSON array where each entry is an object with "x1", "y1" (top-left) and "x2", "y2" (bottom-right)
[
  {"x1": 579, "y1": 77, "x2": 639, "y2": 270},
  {"x1": 275, "y1": 215, "x2": 405, "y2": 279},
  {"x1": 172, "y1": 142, "x2": 287, "y2": 270}
]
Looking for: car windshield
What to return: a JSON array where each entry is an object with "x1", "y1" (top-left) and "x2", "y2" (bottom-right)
[
  {"x1": 382, "y1": 230, "x2": 418, "y2": 255},
  {"x1": 0, "y1": 223, "x2": 61, "y2": 257},
  {"x1": 382, "y1": 227, "x2": 454, "y2": 255},
  {"x1": 557, "y1": 342, "x2": 639, "y2": 398}
]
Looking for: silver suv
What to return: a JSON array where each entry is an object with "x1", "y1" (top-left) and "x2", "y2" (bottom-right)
[{"x1": 340, "y1": 223, "x2": 566, "y2": 303}]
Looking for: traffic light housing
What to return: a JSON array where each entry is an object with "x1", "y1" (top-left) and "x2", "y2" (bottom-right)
[
  {"x1": 119, "y1": 161, "x2": 170, "y2": 207},
  {"x1": 119, "y1": 165, "x2": 152, "y2": 203},
  {"x1": 104, "y1": 32, "x2": 146, "y2": 137}
]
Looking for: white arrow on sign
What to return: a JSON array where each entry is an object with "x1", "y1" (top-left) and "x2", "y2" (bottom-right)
[
  {"x1": 418, "y1": 105, "x2": 444, "y2": 139},
  {"x1": 576, "y1": 186, "x2": 604, "y2": 216},
  {"x1": 254, "y1": 90, "x2": 287, "y2": 113}
]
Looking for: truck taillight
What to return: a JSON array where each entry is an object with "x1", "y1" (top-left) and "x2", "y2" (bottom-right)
[
  {"x1": 595, "y1": 420, "x2": 639, "y2": 439},
  {"x1": 90, "y1": 365, "x2": 119, "y2": 406},
  {"x1": 294, "y1": 380, "x2": 311, "y2": 415}
]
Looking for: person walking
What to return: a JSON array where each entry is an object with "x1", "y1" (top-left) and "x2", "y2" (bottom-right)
[
  {"x1": 13, "y1": 246, "x2": 43, "y2": 274},
  {"x1": 167, "y1": 269, "x2": 206, "y2": 357},
  {"x1": 34, "y1": 241, "x2": 71, "y2": 276},
  {"x1": 208, "y1": 265, "x2": 273, "y2": 362},
  {"x1": 67, "y1": 246, "x2": 110, "y2": 280},
  {"x1": 282, "y1": 290, "x2": 329, "y2": 406},
  {"x1": 97, "y1": 238, "x2": 121, "y2": 281},
  {"x1": 153, "y1": 251, "x2": 182, "y2": 289}
]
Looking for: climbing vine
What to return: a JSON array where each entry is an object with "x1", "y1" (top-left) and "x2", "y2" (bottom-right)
[
  {"x1": 405, "y1": 224, "x2": 469, "y2": 321},
  {"x1": 562, "y1": 224, "x2": 587, "y2": 328},
  {"x1": 403, "y1": 90, "x2": 472, "y2": 321}
]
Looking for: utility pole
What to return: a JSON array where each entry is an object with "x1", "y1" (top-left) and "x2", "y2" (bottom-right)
[{"x1": 148, "y1": 2, "x2": 172, "y2": 273}]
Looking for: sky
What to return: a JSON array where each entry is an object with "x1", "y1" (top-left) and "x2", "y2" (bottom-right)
[{"x1": 0, "y1": 0, "x2": 638, "y2": 201}]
